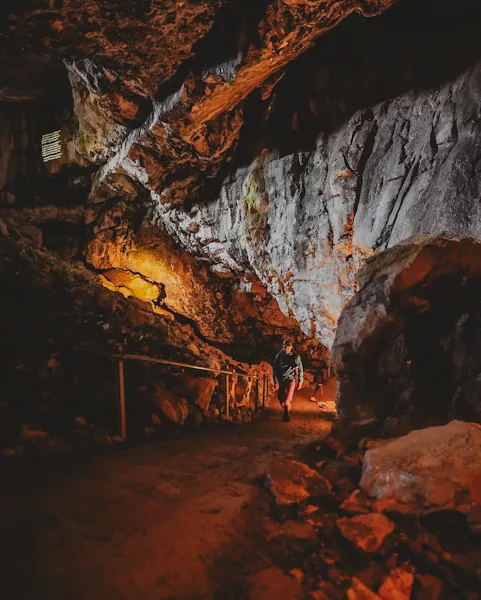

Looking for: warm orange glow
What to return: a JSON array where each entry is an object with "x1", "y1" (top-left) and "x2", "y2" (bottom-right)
[{"x1": 100, "y1": 269, "x2": 160, "y2": 302}]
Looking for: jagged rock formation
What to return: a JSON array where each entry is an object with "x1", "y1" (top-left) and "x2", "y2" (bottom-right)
[
  {"x1": 1, "y1": 0, "x2": 481, "y2": 357},
  {"x1": 332, "y1": 236, "x2": 481, "y2": 428},
  {"x1": 153, "y1": 59, "x2": 481, "y2": 346},
  {"x1": 0, "y1": 215, "x2": 272, "y2": 451}
]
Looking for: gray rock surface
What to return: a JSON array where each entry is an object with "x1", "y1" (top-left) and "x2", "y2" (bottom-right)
[
  {"x1": 150, "y1": 62, "x2": 481, "y2": 348},
  {"x1": 331, "y1": 236, "x2": 481, "y2": 425},
  {"x1": 360, "y1": 420, "x2": 481, "y2": 509}
]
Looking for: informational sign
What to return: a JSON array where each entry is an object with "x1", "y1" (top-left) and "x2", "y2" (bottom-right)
[{"x1": 41, "y1": 130, "x2": 62, "y2": 163}]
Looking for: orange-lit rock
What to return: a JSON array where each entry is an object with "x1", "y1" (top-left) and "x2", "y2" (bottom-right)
[
  {"x1": 336, "y1": 513, "x2": 395, "y2": 552},
  {"x1": 100, "y1": 269, "x2": 161, "y2": 302},
  {"x1": 378, "y1": 567, "x2": 414, "y2": 600},
  {"x1": 266, "y1": 458, "x2": 331, "y2": 505},
  {"x1": 347, "y1": 577, "x2": 381, "y2": 600}
]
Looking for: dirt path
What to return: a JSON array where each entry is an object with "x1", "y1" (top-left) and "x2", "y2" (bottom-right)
[{"x1": 0, "y1": 382, "x2": 336, "y2": 600}]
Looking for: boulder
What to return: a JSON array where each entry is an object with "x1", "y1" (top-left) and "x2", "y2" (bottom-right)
[
  {"x1": 337, "y1": 513, "x2": 395, "y2": 552},
  {"x1": 265, "y1": 458, "x2": 331, "y2": 506},
  {"x1": 174, "y1": 375, "x2": 218, "y2": 413},
  {"x1": 152, "y1": 387, "x2": 189, "y2": 426},
  {"x1": 360, "y1": 420, "x2": 481, "y2": 509},
  {"x1": 332, "y1": 237, "x2": 481, "y2": 427}
]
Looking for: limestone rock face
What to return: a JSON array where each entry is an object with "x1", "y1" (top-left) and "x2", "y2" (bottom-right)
[
  {"x1": 153, "y1": 62, "x2": 481, "y2": 348},
  {"x1": 332, "y1": 236, "x2": 481, "y2": 425},
  {"x1": 3, "y1": 0, "x2": 481, "y2": 358},
  {"x1": 360, "y1": 420, "x2": 481, "y2": 509}
]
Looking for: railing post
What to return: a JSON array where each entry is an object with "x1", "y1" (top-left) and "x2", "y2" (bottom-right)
[
  {"x1": 263, "y1": 375, "x2": 267, "y2": 410},
  {"x1": 118, "y1": 358, "x2": 127, "y2": 438},
  {"x1": 225, "y1": 373, "x2": 230, "y2": 419}
]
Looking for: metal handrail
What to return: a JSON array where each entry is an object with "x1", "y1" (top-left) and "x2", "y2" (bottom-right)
[
  {"x1": 109, "y1": 352, "x2": 259, "y2": 379},
  {"x1": 111, "y1": 352, "x2": 268, "y2": 438}
]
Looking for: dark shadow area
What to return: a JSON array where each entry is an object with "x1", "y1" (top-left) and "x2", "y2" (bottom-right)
[
  {"x1": 0, "y1": 65, "x2": 96, "y2": 208},
  {"x1": 231, "y1": 0, "x2": 481, "y2": 165}
]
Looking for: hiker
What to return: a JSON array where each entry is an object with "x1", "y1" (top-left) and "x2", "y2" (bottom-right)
[
  {"x1": 273, "y1": 339, "x2": 304, "y2": 422},
  {"x1": 310, "y1": 358, "x2": 329, "y2": 405}
]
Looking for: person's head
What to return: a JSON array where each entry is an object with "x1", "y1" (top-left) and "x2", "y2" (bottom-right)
[{"x1": 282, "y1": 339, "x2": 293, "y2": 354}]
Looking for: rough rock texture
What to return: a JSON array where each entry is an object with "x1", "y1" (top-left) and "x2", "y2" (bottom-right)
[
  {"x1": 3, "y1": 0, "x2": 481, "y2": 358},
  {"x1": 150, "y1": 59, "x2": 481, "y2": 347},
  {"x1": 360, "y1": 420, "x2": 481, "y2": 509},
  {"x1": 332, "y1": 236, "x2": 481, "y2": 426},
  {"x1": 0, "y1": 216, "x2": 268, "y2": 450},
  {"x1": 265, "y1": 458, "x2": 331, "y2": 505},
  {"x1": 336, "y1": 513, "x2": 395, "y2": 552}
]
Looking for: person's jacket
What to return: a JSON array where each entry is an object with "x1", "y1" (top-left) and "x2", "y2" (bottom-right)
[{"x1": 273, "y1": 350, "x2": 303, "y2": 385}]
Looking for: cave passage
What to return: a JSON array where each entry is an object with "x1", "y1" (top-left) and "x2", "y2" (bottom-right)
[{"x1": 0, "y1": 384, "x2": 335, "y2": 600}]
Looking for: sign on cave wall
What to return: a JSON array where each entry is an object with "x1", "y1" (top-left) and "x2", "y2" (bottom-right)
[{"x1": 41, "y1": 130, "x2": 62, "y2": 163}]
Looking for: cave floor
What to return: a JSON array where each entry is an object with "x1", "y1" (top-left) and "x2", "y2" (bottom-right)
[{"x1": 0, "y1": 383, "x2": 336, "y2": 600}]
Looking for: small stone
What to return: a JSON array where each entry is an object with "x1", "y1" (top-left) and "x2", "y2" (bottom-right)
[
  {"x1": 337, "y1": 513, "x2": 395, "y2": 552},
  {"x1": 300, "y1": 504, "x2": 319, "y2": 516},
  {"x1": 340, "y1": 490, "x2": 372, "y2": 514},
  {"x1": 378, "y1": 567, "x2": 414, "y2": 600},
  {"x1": 289, "y1": 568, "x2": 304, "y2": 582},
  {"x1": 266, "y1": 458, "x2": 332, "y2": 506},
  {"x1": 347, "y1": 577, "x2": 381, "y2": 599}
]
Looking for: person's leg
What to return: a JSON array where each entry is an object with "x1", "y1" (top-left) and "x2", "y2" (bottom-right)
[
  {"x1": 278, "y1": 382, "x2": 289, "y2": 420},
  {"x1": 316, "y1": 383, "x2": 324, "y2": 402},
  {"x1": 284, "y1": 381, "x2": 296, "y2": 414}
]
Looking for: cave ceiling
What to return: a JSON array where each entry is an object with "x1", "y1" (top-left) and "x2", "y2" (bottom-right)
[
  {"x1": 8, "y1": 0, "x2": 481, "y2": 355},
  {"x1": 2, "y1": 0, "x2": 399, "y2": 201}
]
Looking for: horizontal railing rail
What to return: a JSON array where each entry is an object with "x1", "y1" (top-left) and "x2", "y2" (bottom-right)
[
  {"x1": 109, "y1": 352, "x2": 260, "y2": 379},
  {"x1": 110, "y1": 353, "x2": 268, "y2": 438}
]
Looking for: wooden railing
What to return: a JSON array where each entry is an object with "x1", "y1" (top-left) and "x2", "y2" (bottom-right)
[{"x1": 110, "y1": 353, "x2": 268, "y2": 438}]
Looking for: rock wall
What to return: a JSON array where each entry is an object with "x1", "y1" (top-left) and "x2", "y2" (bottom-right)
[
  {"x1": 332, "y1": 236, "x2": 481, "y2": 429},
  {"x1": 152, "y1": 60, "x2": 481, "y2": 347},
  {"x1": 2, "y1": 0, "x2": 481, "y2": 357}
]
